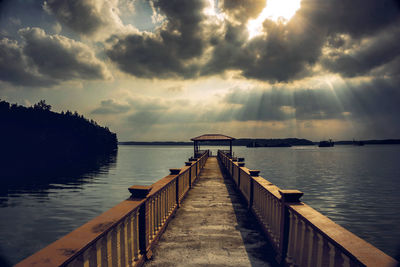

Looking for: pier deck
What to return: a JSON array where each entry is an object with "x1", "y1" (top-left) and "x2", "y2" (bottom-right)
[{"x1": 145, "y1": 157, "x2": 277, "y2": 267}]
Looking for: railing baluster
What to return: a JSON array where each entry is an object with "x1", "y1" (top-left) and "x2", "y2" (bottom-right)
[
  {"x1": 129, "y1": 212, "x2": 135, "y2": 263},
  {"x1": 328, "y1": 242, "x2": 335, "y2": 267},
  {"x1": 124, "y1": 217, "x2": 129, "y2": 266},
  {"x1": 342, "y1": 252, "x2": 351, "y2": 267},
  {"x1": 292, "y1": 213, "x2": 300, "y2": 264},
  {"x1": 298, "y1": 219, "x2": 306, "y2": 265},
  {"x1": 156, "y1": 194, "x2": 160, "y2": 231},
  {"x1": 316, "y1": 232, "x2": 324, "y2": 267},
  {"x1": 285, "y1": 210, "x2": 295, "y2": 266},
  {"x1": 96, "y1": 237, "x2": 103, "y2": 267},
  {"x1": 107, "y1": 229, "x2": 113, "y2": 267},
  {"x1": 306, "y1": 225, "x2": 314, "y2": 267},
  {"x1": 83, "y1": 249, "x2": 90, "y2": 267},
  {"x1": 116, "y1": 223, "x2": 122, "y2": 267}
]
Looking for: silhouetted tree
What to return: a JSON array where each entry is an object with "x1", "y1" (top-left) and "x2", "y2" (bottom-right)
[{"x1": 33, "y1": 100, "x2": 51, "y2": 111}]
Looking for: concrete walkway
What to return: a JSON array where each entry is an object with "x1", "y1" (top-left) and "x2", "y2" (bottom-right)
[{"x1": 145, "y1": 157, "x2": 277, "y2": 267}]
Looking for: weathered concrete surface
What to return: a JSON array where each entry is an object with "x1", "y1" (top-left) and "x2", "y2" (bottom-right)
[{"x1": 145, "y1": 157, "x2": 277, "y2": 267}]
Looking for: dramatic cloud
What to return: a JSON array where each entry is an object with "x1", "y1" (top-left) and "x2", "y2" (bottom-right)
[
  {"x1": 206, "y1": 0, "x2": 400, "y2": 82},
  {"x1": 321, "y1": 26, "x2": 400, "y2": 77},
  {"x1": 103, "y1": 0, "x2": 400, "y2": 83},
  {"x1": 0, "y1": 38, "x2": 52, "y2": 87},
  {"x1": 299, "y1": 0, "x2": 400, "y2": 37},
  {"x1": 0, "y1": 27, "x2": 111, "y2": 87},
  {"x1": 2, "y1": 0, "x2": 400, "y2": 84},
  {"x1": 202, "y1": 19, "x2": 324, "y2": 82},
  {"x1": 43, "y1": 0, "x2": 125, "y2": 38},
  {"x1": 106, "y1": 0, "x2": 208, "y2": 79}
]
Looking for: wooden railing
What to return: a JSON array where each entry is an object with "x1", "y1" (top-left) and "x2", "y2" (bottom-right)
[
  {"x1": 16, "y1": 150, "x2": 209, "y2": 267},
  {"x1": 218, "y1": 150, "x2": 397, "y2": 267}
]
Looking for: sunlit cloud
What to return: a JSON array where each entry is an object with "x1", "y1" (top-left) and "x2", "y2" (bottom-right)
[{"x1": 247, "y1": 0, "x2": 301, "y2": 39}]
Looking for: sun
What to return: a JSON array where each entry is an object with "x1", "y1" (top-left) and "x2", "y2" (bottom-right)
[{"x1": 247, "y1": 0, "x2": 302, "y2": 39}]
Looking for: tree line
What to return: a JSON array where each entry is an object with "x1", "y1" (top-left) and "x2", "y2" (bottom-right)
[{"x1": 0, "y1": 99, "x2": 117, "y2": 176}]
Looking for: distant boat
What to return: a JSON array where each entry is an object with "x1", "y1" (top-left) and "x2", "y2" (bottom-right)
[{"x1": 319, "y1": 139, "x2": 334, "y2": 147}]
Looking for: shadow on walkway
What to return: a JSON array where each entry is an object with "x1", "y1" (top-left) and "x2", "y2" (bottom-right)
[{"x1": 218, "y1": 159, "x2": 279, "y2": 267}]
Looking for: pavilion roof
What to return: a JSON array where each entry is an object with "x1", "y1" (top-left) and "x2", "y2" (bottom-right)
[{"x1": 191, "y1": 134, "x2": 235, "y2": 141}]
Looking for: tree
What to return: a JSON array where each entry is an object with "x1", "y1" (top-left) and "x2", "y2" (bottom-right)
[{"x1": 34, "y1": 100, "x2": 52, "y2": 111}]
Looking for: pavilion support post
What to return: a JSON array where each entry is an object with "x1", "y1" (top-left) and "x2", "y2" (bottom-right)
[{"x1": 230, "y1": 140, "x2": 232, "y2": 157}]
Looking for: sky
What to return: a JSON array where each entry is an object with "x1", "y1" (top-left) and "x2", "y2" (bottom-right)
[{"x1": 0, "y1": 0, "x2": 400, "y2": 141}]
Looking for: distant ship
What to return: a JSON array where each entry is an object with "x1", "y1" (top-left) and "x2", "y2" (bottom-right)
[{"x1": 319, "y1": 139, "x2": 334, "y2": 147}]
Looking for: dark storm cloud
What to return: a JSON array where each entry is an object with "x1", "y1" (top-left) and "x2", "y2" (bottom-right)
[
  {"x1": 19, "y1": 27, "x2": 110, "y2": 81},
  {"x1": 91, "y1": 99, "x2": 130, "y2": 114},
  {"x1": 202, "y1": 14, "x2": 326, "y2": 82},
  {"x1": 226, "y1": 19, "x2": 324, "y2": 81},
  {"x1": 105, "y1": 0, "x2": 400, "y2": 82},
  {"x1": 43, "y1": 0, "x2": 111, "y2": 35},
  {"x1": 106, "y1": 0, "x2": 206, "y2": 79},
  {"x1": 299, "y1": 0, "x2": 400, "y2": 37},
  {"x1": 321, "y1": 27, "x2": 400, "y2": 77},
  {"x1": 207, "y1": 0, "x2": 400, "y2": 82},
  {"x1": 0, "y1": 38, "x2": 53, "y2": 87},
  {"x1": 0, "y1": 27, "x2": 110, "y2": 87}
]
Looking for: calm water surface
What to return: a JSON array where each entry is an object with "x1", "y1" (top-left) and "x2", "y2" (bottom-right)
[
  {"x1": 0, "y1": 145, "x2": 399, "y2": 264},
  {"x1": 232, "y1": 145, "x2": 400, "y2": 260},
  {"x1": 0, "y1": 145, "x2": 193, "y2": 265}
]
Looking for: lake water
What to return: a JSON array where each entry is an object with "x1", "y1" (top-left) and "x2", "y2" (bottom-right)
[{"x1": 0, "y1": 145, "x2": 399, "y2": 265}]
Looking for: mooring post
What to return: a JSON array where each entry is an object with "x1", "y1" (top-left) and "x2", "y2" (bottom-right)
[{"x1": 278, "y1": 189, "x2": 303, "y2": 264}]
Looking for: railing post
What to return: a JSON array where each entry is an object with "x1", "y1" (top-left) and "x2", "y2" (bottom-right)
[
  {"x1": 231, "y1": 157, "x2": 237, "y2": 177},
  {"x1": 128, "y1": 186, "x2": 152, "y2": 259},
  {"x1": 238, "y1": 162, "x2": 244, "y2": 187},
  {"x1": 185, "y1": 162, "x2": 192, "y2": 188},
  {"x1": 170, "y1": 168, "x2": 181, "y2": 208},
  {"x1": 278, "y1": 190, "x2": 303, "y2": 264},
  {"x1": 248, "y1": 170, "x2": 259, "y2": 209}
]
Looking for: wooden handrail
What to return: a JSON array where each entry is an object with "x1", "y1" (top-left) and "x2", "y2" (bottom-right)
[
  {"x1": 217, "y1": 150, "x2": 397, "y2": 267},
  {"x1": 17, "y1": 150, "x2": 210, "y2": 267}
]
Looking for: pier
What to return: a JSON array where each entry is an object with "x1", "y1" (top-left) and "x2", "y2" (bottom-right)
[
  {"x1": 144, "y1": 156, "x2": 276, "y2": 266},
  {"x1": 16, "y1": 134, "x2": 398, "y2": 267}
]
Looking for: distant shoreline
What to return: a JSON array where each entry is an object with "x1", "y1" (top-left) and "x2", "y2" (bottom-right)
[{"x1": 119, "y1": 139, "x2": 400, "y2": 146}]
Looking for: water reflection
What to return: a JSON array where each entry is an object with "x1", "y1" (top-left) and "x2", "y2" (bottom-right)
[
  {"x1": 0, "y1": 151, "x2": 117, "y2": 207},
  {"x1": 0, "y1": 145, "x2": 193, "y2": 265}
]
